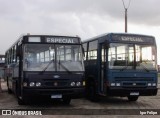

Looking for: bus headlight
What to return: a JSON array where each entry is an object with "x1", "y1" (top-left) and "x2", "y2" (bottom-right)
[
  {"x1": 29, "y1": 82, "x2": 35, "y2": 87},
  {"x1": 152, "y1": 83, "x2": 156, "y2": 86},
  {"x1": 83, "y1": 81, "x2": 86, "y2": 86},
  {"x1": 76, "y1": 82, "x2": 81, "y2": 86},
  {"x1": 148, "y1": 83, "x2": 151, "y2": 86},
  {"x1": 36, "y1": 82, "x2": 41, "y2": 87},
  {"x1": 116, "y1": 83, "x2": 121, "y2": 86},
  {"x1": 111, "y1": 83, "x2": 115, "y2": 86},
  {"x1": 23, "y1": 82, "x2": 27, "y2": 87},
  {"x1": 70, "y1": 82, "x2": 75, "y2": 86}
]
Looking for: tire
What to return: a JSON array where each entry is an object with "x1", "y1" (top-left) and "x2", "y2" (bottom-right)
[
  {"x1": 18, "y1": 97, "x2": 25, "y2": 105},
  {"x1": 88, "y1": 84, "x2": 99, "y2": 102},
  {"x1": 7, "y1": 78, "x2": 12, "y2": 94},
  {"x1": 17, "y1": 95, "x2": 28, "y2": 105},
  {"x1": 8, "y1": 88, "x2": 12, "y2": 94},
  {"x1": 128, "y1": 96, "x2": 138, "y2": 101},
  {"x1": 62, "y1": 98, "x2": 71, "y2": 104}
]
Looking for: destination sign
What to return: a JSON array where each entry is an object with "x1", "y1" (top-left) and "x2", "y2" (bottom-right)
[
  {"x1": 45, "y1": 37, "x2": 79, "y2": 44},
  {"x1": 121, "y1": 36, "x2": 143, "y2": 42},
  {"x1": 111, "y1": 35, "x2": 155, "y2": 44}
]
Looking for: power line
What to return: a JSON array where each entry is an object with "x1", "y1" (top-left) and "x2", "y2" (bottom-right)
[{"x1": 121, "y1": 0, "x2": 131, "y2": 9}]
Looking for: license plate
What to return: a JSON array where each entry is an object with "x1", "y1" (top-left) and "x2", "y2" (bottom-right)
[
  {"x1": 51, "y1": 94, "x2": 62, "y2": 98},
  {"x1": 130, "y1": 92, "x2": 139, "y2": 96}
]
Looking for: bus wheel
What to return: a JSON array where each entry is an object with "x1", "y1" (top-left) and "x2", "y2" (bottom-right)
[
  {"x1": 7, "y1": 79, "x2": 12, "y2": 94},
  {"x1": 7, "y1": 87, "x2": 12, "y2": 94},
  {"x1": 18, "y1": 98, "x2": 25, "y2": 105},
  {"x1": 128, "y1": 96, "x2": 138, "y2": 101},
  {"x1": 62, "y1": 98, "x2": 71, "y2": 104},
  {"x1": 18, "y1": 96, "x2": 28, "y2": 105},
  {"x1": 88, "y1": 85, "x2": 99, "y2": 102}
]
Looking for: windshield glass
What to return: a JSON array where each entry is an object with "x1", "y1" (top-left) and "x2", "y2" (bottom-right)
[
  {"x1": 135, "y1": 45, "x2": 156, "y2": 70},
  {"x1": 23, "y1": 44, "x2": 84, "y2": 72},
  {"x1": 108, "y1": 43, "x2": 156, "y2": 70},
  {"x1": 56, "y1": 45, "x2": 84, "y2": 71}
]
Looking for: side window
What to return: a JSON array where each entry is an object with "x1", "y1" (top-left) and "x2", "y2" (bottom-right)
[
  {"x1": 88, "y1": 40, "x2": 98, "y2": 60},
  {"x1": 82, "y1": 43, "x2": 87, "y2": 60},
  {"x1": 11, "y1": 48, "x2": 14, "y2": 63},
  {"x1": 9, "y1": 49, "x2": 12, "y2": 64},
  {"x1": 0, "y1": 56, "x2": 5, "y2": 63},
  {"x1": 5, "y1": 45, "x2": 17, "y2": 65},
  {"x1": 13, "y1": 45, "x2": 16, "y2": 63},
  {"x1": 6, "y1": 52, "x2": 9, "y2": 64}
]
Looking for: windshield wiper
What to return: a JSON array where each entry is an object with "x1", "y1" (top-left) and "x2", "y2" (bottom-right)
[
  {"x1": 120, "y1": 61, "x2": 129, "y2": 71},
  {"x1": 40, "y1": 58, "x2": 72, "y2": 74},
  {"x1": 120, "y1": 65, "x2": 128, "y2": 71},
  {"x1": 139, "y1": 63, "x2": 150, "y2": 72},
  {"x1": 120, "y1": 63, "x2": 150, "y2": 72},
  {"x1": 58, "y1": 60, "x2": 72, "y2": 74},
  {"x1": 40, "y1": 59, "x2": 54, "y2": 74}
]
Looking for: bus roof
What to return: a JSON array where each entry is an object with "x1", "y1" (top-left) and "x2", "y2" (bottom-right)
[
  {"x1": 5, "y1": 34, "x2": 81, "y2": 53},
  {"x1": 82, "y1": 33, "x2": 155, "y2": 43}
]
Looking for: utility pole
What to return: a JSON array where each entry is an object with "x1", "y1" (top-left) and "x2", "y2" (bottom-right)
[
  {"x1": 121, "y1": 0, "x2": 131, "y2": 33},
  {"x1": 125, "y1": 8, "x2": 127, "y2": 32}
]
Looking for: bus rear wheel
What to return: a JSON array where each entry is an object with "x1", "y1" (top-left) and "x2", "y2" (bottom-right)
[
  {"x1": 7, "y1": 88, "x2": 12, "y2": 94},
  {"x1": 128, "y1": 96, "x2": 138, "y2": 101},
  {"x1": 7, "y1": 79, "x2": 12, "y2": 94},
  {"x1": 88, "y1": 85, "x2": 99, "y2": 102}
]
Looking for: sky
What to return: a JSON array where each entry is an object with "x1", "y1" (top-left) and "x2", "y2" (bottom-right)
[{"x1": 0, "y1": 0, "x2": 160, "y2": 64}]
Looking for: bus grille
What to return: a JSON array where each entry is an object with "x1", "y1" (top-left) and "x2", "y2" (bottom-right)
[
  {"x1": 115, "y1": 77, "x2": 153, "y2": 82},
  {"x1": 122, "y1": 82, "x2": 146, "y2": 88},
  {"x1": 43, "y1": 79, "x2": 68, "y2": 87},
  {"x1": 114, "y1": 77, "x2": 154, "y2": 88}
]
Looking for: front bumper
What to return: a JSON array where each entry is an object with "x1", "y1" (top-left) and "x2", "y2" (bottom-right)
[
  {"x1": 23, "y1": 87, "x2": 84, "y2": 99},
  {"x1": 107, "y1": 87, "x2": 158, "y2": 97}
]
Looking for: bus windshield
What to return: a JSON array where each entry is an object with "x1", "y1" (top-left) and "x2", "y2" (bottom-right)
[
  {"x1": 23, "y1": 44, "x2": 84, "y2": 72},
  {"x1": 108, "y1": 43, "x2": 156, "y2": 70}
]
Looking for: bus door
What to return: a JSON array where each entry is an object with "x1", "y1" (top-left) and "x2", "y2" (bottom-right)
[{"x1": 98, "y1": 43, "x2": 107, "y2": 95}]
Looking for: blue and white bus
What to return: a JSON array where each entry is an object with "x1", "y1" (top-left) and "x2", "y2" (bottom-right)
[
  {"x1": 5, "y1": 34, "x2": 85, "y2": 105},
  {"x1": 83, "y1": 33, "x2": 158, "y2": 101}
]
